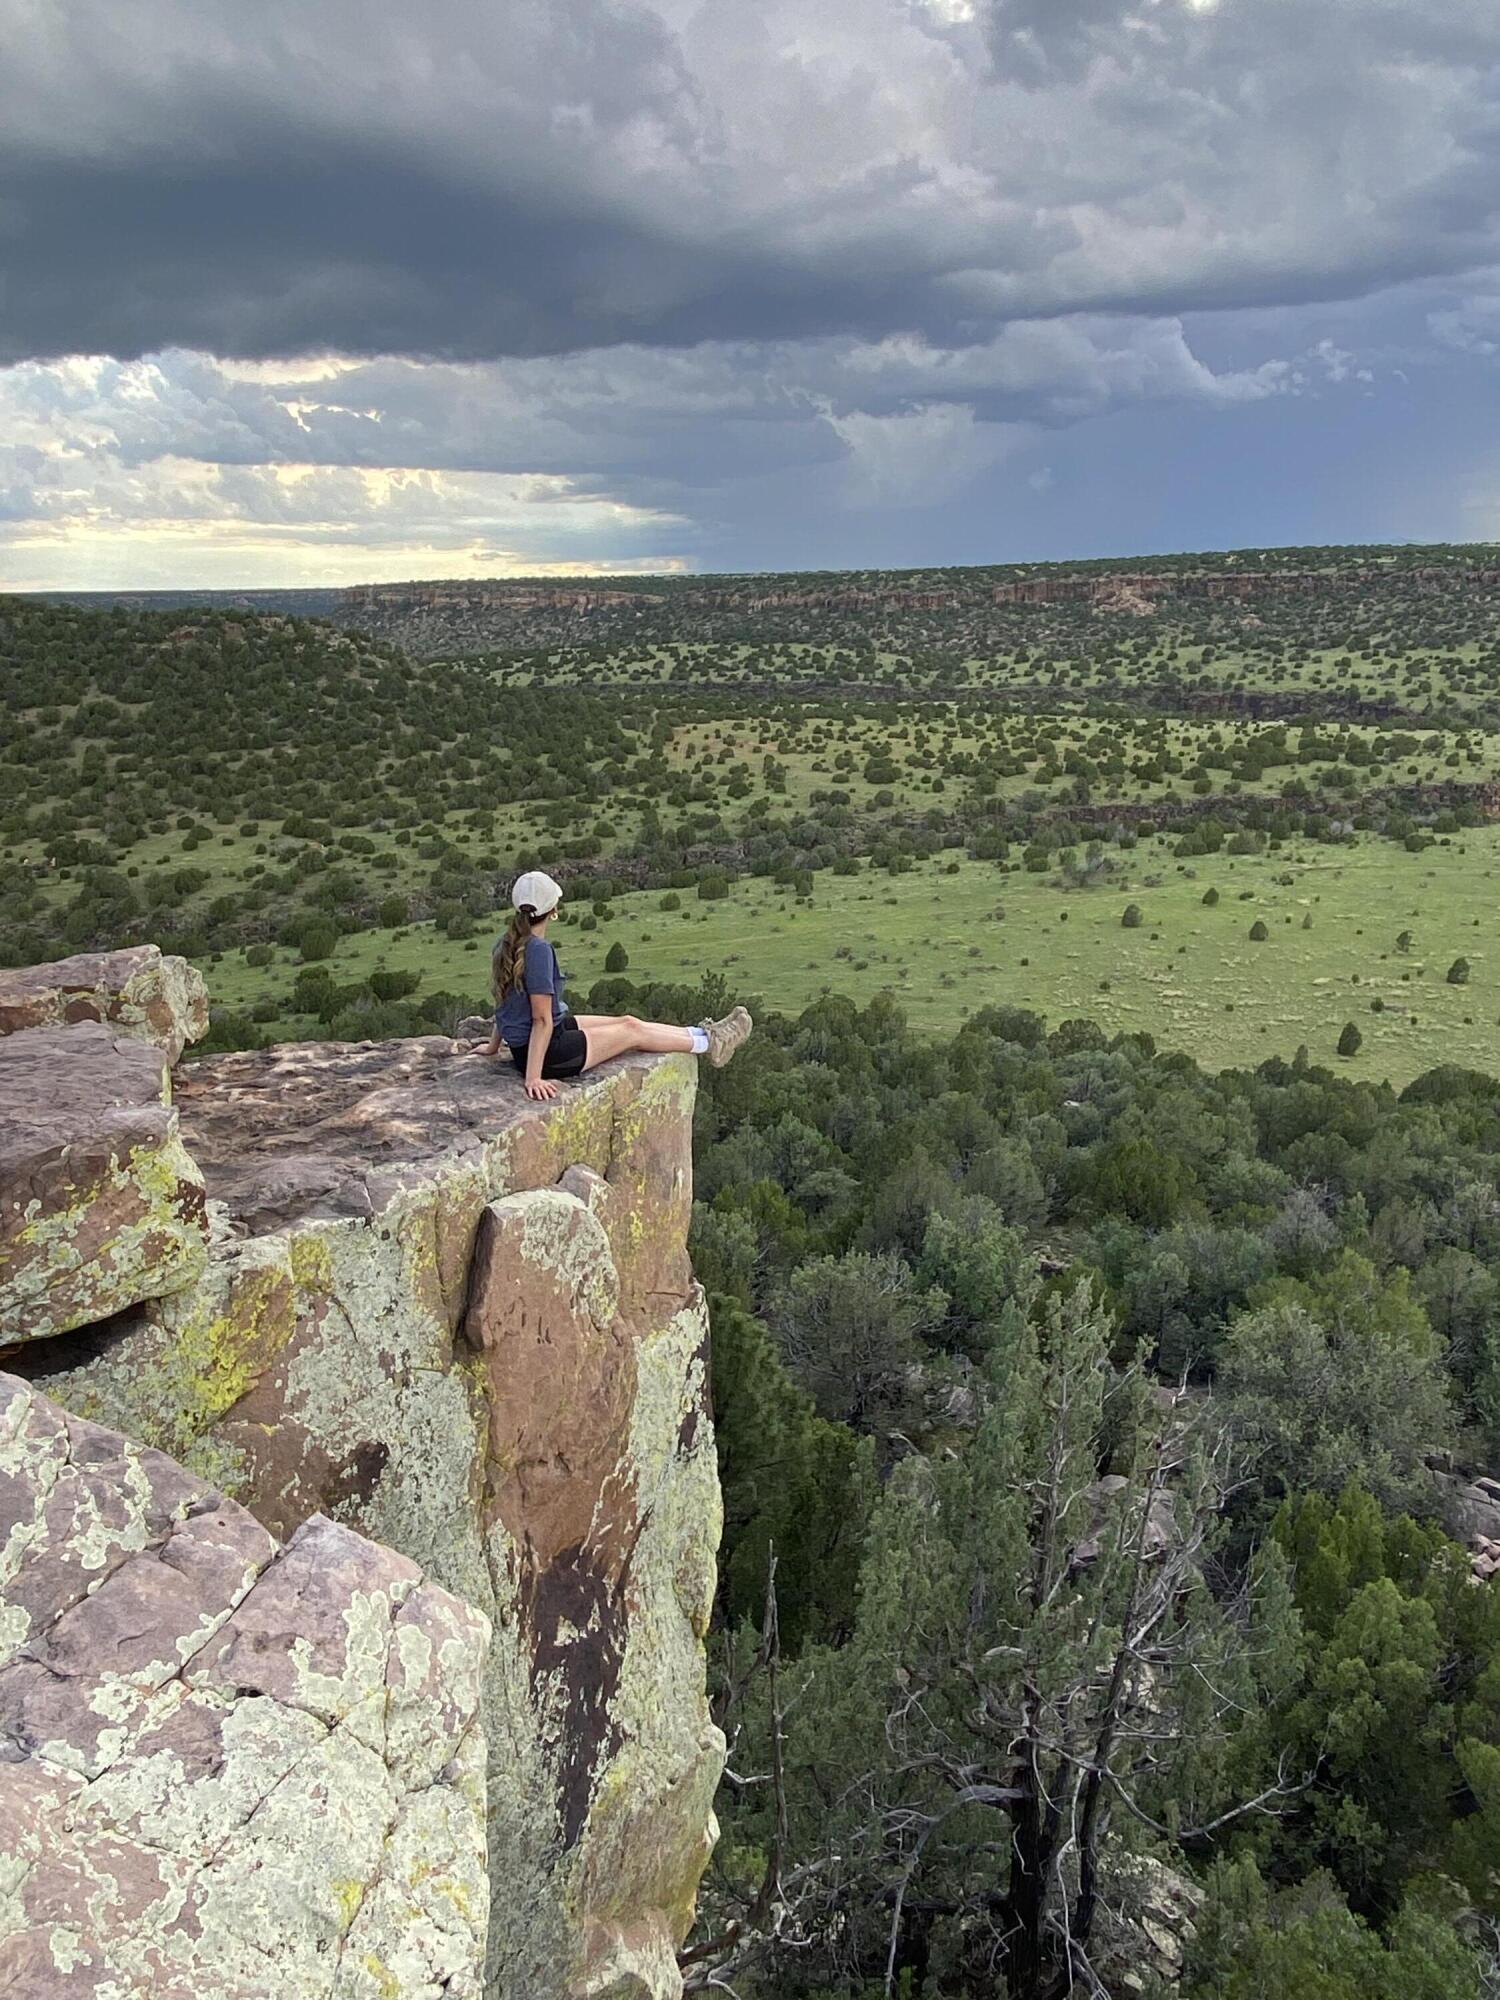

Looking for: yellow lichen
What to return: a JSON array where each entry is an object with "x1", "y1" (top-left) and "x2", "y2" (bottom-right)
[
  {"x1": 362, "y1": 1952, "x2": 401, "y2": 1998},
  {"x1": 154, "y1": 1262, "x2": 295, "y2": 1452},
  {"x1": 288, "y1": 1229, "x2": 334, "y2": 1298},
  {"x1": 332, "y1": 1877, "x2": 366, "y2": 1929}
]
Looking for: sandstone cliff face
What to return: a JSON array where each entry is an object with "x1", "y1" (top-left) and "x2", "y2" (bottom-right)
[{"x1": 1, "y1": 953, "x2": 723, "y2": 2000}]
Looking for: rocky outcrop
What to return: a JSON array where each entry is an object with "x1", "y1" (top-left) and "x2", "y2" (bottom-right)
[
  {"x1": 6, "y1": 998, "x2": 722, "y2": 2000},
  {"x1": 0, "y1": 946, "x2": 209, "y2": 1063},
  {"x1": 1437, "y1": 1470, "x2": 1500, "y2": 1547},
  {"x1": 1096, "y1": 1854, "x2": 1206, "y2": 1995},
  {"x1": 0, "y1": 1024, "x2": 208, "y2": 1344},
  {"x1": 0, "y1": 1371, "x2": 491, "y2": 2000}
]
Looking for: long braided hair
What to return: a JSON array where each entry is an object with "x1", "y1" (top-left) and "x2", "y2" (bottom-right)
[{"x1": 493, "y1": 905, "x2": 544, "y2": 1003}]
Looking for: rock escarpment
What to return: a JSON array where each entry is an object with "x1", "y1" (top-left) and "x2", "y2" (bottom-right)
[
  {"x1": 1, "y1": 951, "x2": 723, "y2": 2000},
  {"x1": 335, "y1": 562, "x2": 1500, "y2": 656}
]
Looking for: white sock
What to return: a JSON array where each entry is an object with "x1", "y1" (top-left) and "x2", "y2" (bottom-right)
[{"x1": 688, "y1": 1027, "x2": 710, "y2": 1054}]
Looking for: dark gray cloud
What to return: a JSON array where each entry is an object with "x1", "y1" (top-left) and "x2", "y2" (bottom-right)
[
  {"x1": 3, "y1": 0, "x2": 1500, "y2": 365},
  {"x1": 4, "y1": 0, "x2": 1500, "y2": 586}
]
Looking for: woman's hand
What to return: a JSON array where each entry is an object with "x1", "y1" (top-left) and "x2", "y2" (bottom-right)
[{"x1": 525, "y1": 1077, "x2": 560, "y2": 1101}]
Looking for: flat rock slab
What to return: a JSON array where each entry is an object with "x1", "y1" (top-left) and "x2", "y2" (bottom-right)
[
  {"x1": 172, "y1": 1036, "x2": 664, "y2": 1236},
  {"x1": 0, "y1": 947, "x2": 209, "y2": 1064},
  {"x1": 0, "y1": 1371, "x2": 490, "y2": 2000},
  {"x1": 0, "y1": 1024, "x2": 208, "y2": 1345}
]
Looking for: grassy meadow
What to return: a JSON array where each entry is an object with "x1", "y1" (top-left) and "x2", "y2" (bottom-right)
[
  {"x1": 206, "y1": 825, "x2": 1500, "y2": 1086},
  {"x1": 10, "y1": 580, "x2": 1500, "y2": 1089}
]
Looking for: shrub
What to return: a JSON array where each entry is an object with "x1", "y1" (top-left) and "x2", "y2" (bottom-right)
[
  {"x1": 660, "y1": 892, "x2": 682, "y2": 911},
  {"x1": 699, "y1": 872, "x2": 730, "y2": 901},
  {"x1": 605, "y1": 941, "x2": 630, "y2": 973},
  {"x1": 1202, "y1": 887, "x2": 1220, "y2": 906},
  {"x1": 370, "y1": 969, "x2": 421, "y2": 1003},
  {"x1": 1337, "y1": 1021, "x2": 1363, "y2": 1057},
  {"x1": 1448, "y1": 957, "x2": 1472, "y2": 985},
  {"x1": 1121, "y1": 904, "x2": 1143, "y2": 929},
  {"x1": 1249, "y1": 919, "x2": 1269, "y2": 942},
  {"x1": 296, "y1": 918, "x2": 338, "y2": 963},
  {"x1": 378, "y1": 894, "x2": 408, "y2": 927},
  {"x1": 244, "y1": 942, "x2": 274, "y2": 968}
]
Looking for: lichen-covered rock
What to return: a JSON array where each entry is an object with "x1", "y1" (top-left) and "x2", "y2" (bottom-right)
[
  {"x1": 0, "y1": 1024, "x2": 209, "y2": 1345},
  {"x1": 0, "y1": 1371, "x2": 490, "y2": 1999},
  {"x1": 21, "y1": 1038, "x2": 721, "y2": 2000},
  {"x1": 0, "y1": 947, "x2": 209, "y2": 1064}
]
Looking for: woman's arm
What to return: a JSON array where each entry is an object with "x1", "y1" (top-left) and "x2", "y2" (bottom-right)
[{"x1": 524, "y1": 992, "x2": 558, "y2": 1099}]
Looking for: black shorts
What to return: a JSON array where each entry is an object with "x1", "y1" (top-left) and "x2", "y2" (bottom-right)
[{"x1": 508, "y1": 1020, "x2": 589, "y2": 1080}]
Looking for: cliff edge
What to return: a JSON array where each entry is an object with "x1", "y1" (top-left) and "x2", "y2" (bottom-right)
[{"x1": 0, "y1": 952, "x2": 724, "y2": 2000}]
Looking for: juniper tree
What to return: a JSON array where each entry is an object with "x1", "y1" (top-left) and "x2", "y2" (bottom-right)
[
  {"x1": 1217, "y1": 1255, "x2": 1452, "y2": 1515},
  {"x1": 710, "y1": 1284, "x2": 1298, "y2": 1998}
]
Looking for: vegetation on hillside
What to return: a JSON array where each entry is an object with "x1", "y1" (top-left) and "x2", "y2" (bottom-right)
[
  {"x1": 7, "y1": 580, "x2": 1500, "y2": 1085},
  {"x1": 658, "y1": 979, "x2": 1500, "y2": 1996},
  {"x1": 14, "y1": 552, "x2": 1500, "y2": 1993}
]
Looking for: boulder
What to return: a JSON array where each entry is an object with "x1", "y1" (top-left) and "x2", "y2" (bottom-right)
[
  {"x1": 1435, "y1": 1470, "x2": 1500, "y2": 1546},
  {"x1": 1098, "y1": 1853, "x2": 1207, "y2": 1994},
  {"x1": 0, "y1": 1024, "x2": 208, "y2": 1345},
  {"x1": 20, "y1": 1037, "x2": 721, "y2": 2000},
  {"x1": 0, "y1": 1371, "x2": 490, "y2": 2000},
  {"x1": 0, "y1": 947, "x2": 209, "y2": 1064},
  {"x1": 1071, "y1": 1474, "x2": 1178, "y2": 1572}
]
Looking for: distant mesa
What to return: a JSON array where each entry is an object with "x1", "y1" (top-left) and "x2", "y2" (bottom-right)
[{"x1": 27, "y1": 546, "x2": 1500, "y2": 660}]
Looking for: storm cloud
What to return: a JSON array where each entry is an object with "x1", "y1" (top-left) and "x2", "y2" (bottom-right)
[
  {"x1": 2, "y1": 0, "x2": 1499, "y2": 581},
  {"x1": 6, "y1": 0, "x2": 1500, "y2": 363}
]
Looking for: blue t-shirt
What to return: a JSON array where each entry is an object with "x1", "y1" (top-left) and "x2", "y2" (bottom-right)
[{"x1": 496, "y1": 934, "x2": 567, "y2": 1047}]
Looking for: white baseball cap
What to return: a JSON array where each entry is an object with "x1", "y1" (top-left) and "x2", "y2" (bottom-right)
[{"x1": 512, "y1": 869, "x2": 563, "y2": 915}]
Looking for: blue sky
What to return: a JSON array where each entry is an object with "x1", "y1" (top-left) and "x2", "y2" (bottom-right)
[{"x1": 2, "y1": 0, "x2": 1499, "y2": 586}]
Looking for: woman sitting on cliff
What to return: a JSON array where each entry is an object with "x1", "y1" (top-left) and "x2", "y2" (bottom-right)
[{"x1": 482, "y1": 870, "x2": 752, "y2": 1100}]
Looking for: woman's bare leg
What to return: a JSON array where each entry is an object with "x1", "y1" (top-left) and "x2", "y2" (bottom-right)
[{"x1": 571, "y1": 1013, "x2": 695, "y2": 1069}]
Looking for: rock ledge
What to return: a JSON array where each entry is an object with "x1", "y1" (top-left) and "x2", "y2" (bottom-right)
[{"x1": 2, "y1": 974, "x2": 721, "y2": 2000}]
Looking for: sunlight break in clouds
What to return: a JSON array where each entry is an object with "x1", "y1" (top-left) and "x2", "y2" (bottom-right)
[{"x1": 0, "y1": 309, "x2": 1380, "y2": 588}]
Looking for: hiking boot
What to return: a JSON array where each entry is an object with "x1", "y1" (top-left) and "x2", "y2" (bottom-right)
[{"x1": 701, "y1": 1006, "x2": 753, "y2": 1068}]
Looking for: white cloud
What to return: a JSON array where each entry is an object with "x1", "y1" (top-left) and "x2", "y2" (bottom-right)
[{"x1": 1430, "y1": 289, "x2": 1500, "y2": 357}]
